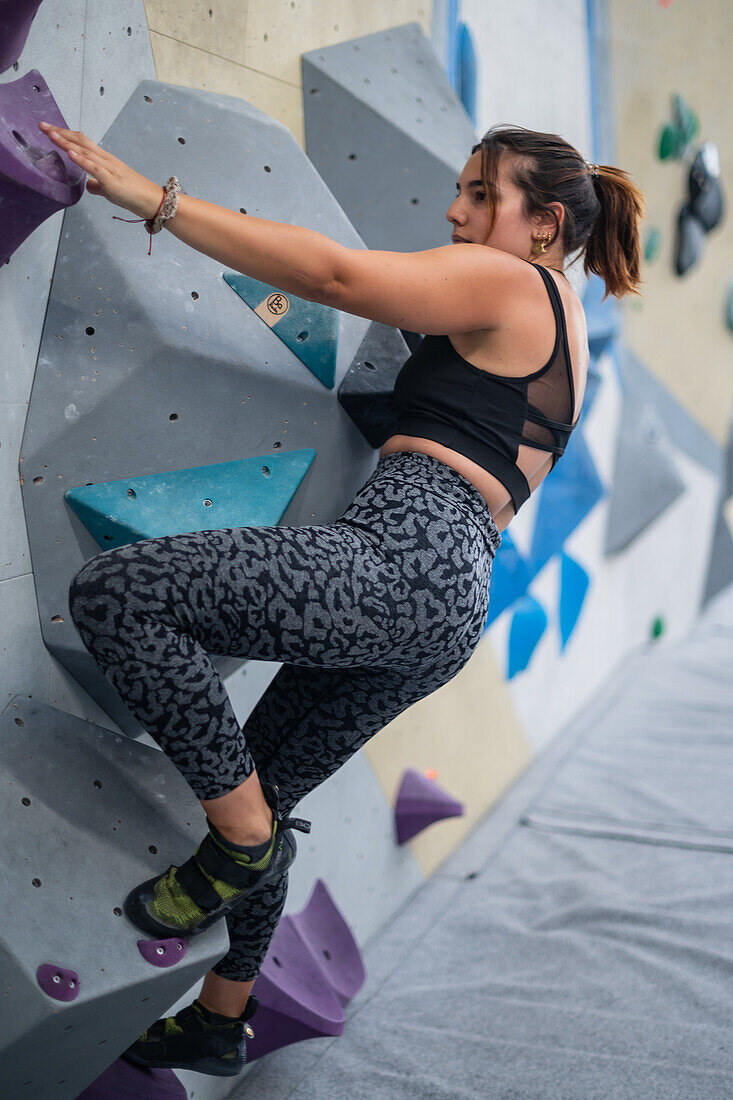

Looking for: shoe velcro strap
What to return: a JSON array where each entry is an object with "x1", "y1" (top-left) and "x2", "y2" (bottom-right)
[
  {"x1": 175, "y1": 854, "x2": 226, "y2": 912},
  {"x1": 195, "y1": 832, "x2": 271, "y2": 888},
  {"x1": 280, "y1": 816, "x2": 311, "y2": 834}
]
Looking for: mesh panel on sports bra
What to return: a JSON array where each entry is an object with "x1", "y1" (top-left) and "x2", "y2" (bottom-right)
[{"x1": 515, "y1": 266, "x2": 577, "y2": 480}]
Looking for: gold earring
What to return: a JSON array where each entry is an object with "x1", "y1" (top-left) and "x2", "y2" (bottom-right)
[{"x1": 531, "y1": 232, "x2": 552, "y2": 255}]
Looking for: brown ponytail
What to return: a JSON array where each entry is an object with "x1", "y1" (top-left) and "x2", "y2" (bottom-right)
[
  {"x1": 471, "y1": 126, "x2": 646, "y2": 300},
  {"x1": 583, "y1": 165, "x2": 645, "y2": 299}
]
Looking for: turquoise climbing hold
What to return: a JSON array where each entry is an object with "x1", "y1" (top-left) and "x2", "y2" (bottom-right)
[
  {"x1": 671, "y1": 93, "x2": 699, "y2": 152},
  {"x1": 507, "y1": 595, "x2": 548, "y2": 679},
  {"x1": 643, "y1": 227, "x2": 662, "y2": 262},
  {"x1": 223, "y1": 272, "x2": 339, "y2": 389},
  {"x1": 558, "y1": 552, "x2": 590, "y2": 650},
  {"x1": 65, "y1": 450, "x2": 316, "y2": 550}
]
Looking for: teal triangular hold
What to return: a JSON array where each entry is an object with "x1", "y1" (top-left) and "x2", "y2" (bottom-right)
[
  {"x1": 558, "y1": 552, "x2": 590, "y2": 651},
  {"x1": 223, "y1": 271, "x2": 338, "y2": 388},
  {"x1": 507, "y1": 595, "x2": 548, "y2": 679},
  {"x1": 65, "y1": 450, "x2": 316, "y2": 550}
]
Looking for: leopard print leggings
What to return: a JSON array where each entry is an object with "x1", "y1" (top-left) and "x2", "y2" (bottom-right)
[{"x1": 68, "y1": 451, "x2": 501, "y2": 979}]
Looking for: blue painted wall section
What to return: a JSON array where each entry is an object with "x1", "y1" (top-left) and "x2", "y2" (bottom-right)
[
  {"x1": 507, "y1": 595, "x2": 548, "y2": 679},
  {"x1": 65, "y1": 450, "x2": 316, "y2": 550},
  {"x1": 559, "y1": 552, "x2": 591, "y2": 650}
]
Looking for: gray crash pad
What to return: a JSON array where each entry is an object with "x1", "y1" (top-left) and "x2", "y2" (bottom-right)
[{"x1": 235, "y1": 579, "x2": 733, "y2": 1099}]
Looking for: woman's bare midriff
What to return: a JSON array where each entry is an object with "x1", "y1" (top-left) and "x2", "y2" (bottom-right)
[
  {"x1": 378, "y1": 434, "x2": 547, "y2": 534},
  {"x1": 379, "y1": 268, "x2": 588, "y2": 535}
]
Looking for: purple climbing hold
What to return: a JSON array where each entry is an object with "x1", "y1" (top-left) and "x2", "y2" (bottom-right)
[
  {"x1": 0, "y1": 68, "x2": 85, "y2": 266},
  {"x1": 137, "y1": 936, "x2": 188, "y2": 968},
  {"x1": 76, "y1": 1056, "x2": 187, "y2": 1099},
  {"x1": 0, "y1": 0, "x2": 45, "y2": 73},
  {"x1": 36, "y1": 962, "x2": 80, "y2": 1002},
  {"x1": 395, "y1": 767, "x2": 464, "y2": 844},
  {"x1": 288, "y1": 878, "x2": 366, "y2": 1006},
  {"x1": 247, "y1": 915, "x2": 345, "y2": 1061}
]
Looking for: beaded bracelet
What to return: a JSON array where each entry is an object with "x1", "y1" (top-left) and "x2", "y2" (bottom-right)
[{"x1": 113, "y1": 176, "x2": 185, "y2": 256}]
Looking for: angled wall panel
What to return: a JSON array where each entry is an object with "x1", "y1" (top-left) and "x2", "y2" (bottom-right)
[
  {"x1": 303, "y1": 22, "x2": 477, "y2": 252},
  {"x1": 19, "y1": 79, "x2": 389, "y2": 732}
]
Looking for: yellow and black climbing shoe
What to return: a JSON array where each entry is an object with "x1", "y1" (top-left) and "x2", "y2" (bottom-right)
[
  {"x1": 123, "y1": 781, "x2": 310, "y2": 939},
  {"x1": 122, "y1": 995, "x2": 259, "y2": 1077}
]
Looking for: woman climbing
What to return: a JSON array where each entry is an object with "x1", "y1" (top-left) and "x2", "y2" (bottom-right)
[{"x1": 39, "y1": 118, "x2": 644, "y2": 1077}]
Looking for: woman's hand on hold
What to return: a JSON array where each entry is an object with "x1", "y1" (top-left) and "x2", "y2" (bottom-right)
[{"x1": 38, "y1": 122, "x2": 164, "y2": 220}]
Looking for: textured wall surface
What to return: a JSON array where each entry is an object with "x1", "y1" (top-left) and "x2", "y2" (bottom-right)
[{"x1": 608, "y1": 0, "x2": 733, "y2": 445}]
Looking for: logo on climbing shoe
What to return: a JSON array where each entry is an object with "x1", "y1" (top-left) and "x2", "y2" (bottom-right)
[{"x1": 265, "y1": 292, "x2": 290, "y2": 317}]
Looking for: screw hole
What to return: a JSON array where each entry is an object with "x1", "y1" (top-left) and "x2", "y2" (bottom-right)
[
  {"x1": 127, "y1": 488, "x2": 136, "y2": 499},
  {"x1": 297, "y1": 330, "x2": 308, "y2": 342},
  {"x1": 169, "y1": 413, "x2": 178, "y2": 421},
  {"x1": 178, "y1": 137, "x2": 185, "y2": 144},
  {"x1": 261, "y1": 466, "x2": 271, "y2": 477},
  {"x1": 85, "y1": 326, "x2": 95, "y2": 336}
]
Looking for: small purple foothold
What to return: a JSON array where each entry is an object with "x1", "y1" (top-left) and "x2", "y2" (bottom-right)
[
  {"x1": 395, "y1": 768, "x2": 464, "y2": 844},
  {"x1": 36, "y1": 963, "x2": 80, "y2": 1002},
  {"x1": 77, "y1": 1056, "x2": 187, "y2": 1098},
  {"x1": 137, "y1": 937, "x2": 187, "y2": 968}
]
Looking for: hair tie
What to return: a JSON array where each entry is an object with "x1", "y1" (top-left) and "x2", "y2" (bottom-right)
[{"x1": 585, "y1": 161, "x2": 600, "y2": 178}]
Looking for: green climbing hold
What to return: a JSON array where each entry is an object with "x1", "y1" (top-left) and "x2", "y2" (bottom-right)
[
  {"x1": 658, "y1": 123, "x2": 681, "y2": 161},
  {"x1": 650, "y1": 616, "x2": 665, "y2": 640},
  {"x1": 643, "y1": 227, "x2": 662, "y2": 263},
  {"x1": 671, "y1": 93, "x2": 699, "y2": 151}
]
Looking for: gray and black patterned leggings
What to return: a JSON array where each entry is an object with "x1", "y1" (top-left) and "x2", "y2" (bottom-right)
[{"x1": 68, "y1": 451, "x2": 501, "y2": 979}]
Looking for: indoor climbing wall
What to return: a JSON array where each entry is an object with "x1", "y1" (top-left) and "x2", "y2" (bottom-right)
[{"x1": 3, "y1": 0, "x2": 732, "y2": 1096}]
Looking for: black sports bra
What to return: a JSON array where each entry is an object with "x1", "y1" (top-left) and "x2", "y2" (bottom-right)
[{"x1": 391, "y1": 262, "x2": 580, "y2": 515}]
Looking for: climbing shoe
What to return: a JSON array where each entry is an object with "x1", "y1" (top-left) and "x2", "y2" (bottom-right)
[
  {"x1": 123, "y1": 781, "x2": 311, "y2": 939},
  {"x1": 122, "y1": 995, "x2": 259, "y2": 1077}
]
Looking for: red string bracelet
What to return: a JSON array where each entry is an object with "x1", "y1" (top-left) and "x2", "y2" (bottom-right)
[{"x1": 113, "y1": 188, "x2": 165, "y2": 256}]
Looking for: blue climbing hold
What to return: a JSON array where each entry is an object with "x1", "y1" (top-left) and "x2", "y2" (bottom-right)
[
  {"x1": 528, "y1": 430, "x2": 605, "y2": 575},
  {"x1": 485, "y1": 529, "x2": 533, "y2": 629},
  {"x1": 223, "y1": 272, "x2": 339, "y2": 388},
  {"x1": 558, "y1": 552, "x2": 590, "y2": 650},
  {"x1": 507, "y1": 595, "x2": 548, "y2": 678},
  {"x1": 457, "y1": 23, "x2": 477, "y2": 125},
  {"x1": 65, "y1": 450, "x2": 316, "y2": 550},
  {"x1": 583, "y1": 272, "x2": 621, "y2": 362}
]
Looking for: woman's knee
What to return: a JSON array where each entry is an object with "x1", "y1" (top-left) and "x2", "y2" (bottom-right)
[{"x1": 68, "y1": 548, "x2": 129, "y2": 630}]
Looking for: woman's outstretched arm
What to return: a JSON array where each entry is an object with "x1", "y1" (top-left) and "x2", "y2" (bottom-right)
[{"x1": 39, "y1": 123, "x2": 519, "y2": 334}]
